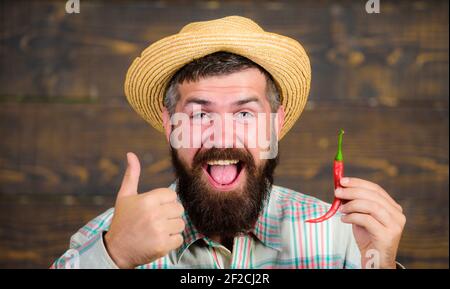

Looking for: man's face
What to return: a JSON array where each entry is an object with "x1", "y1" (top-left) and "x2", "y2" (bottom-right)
[{"x1": 163, "y1": 68, "x2": 284, "y2": 238}]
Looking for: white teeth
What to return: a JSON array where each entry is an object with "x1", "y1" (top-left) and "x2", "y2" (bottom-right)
[{"x1": 207, "y1": 159, "x2": 239, "y2": 166}]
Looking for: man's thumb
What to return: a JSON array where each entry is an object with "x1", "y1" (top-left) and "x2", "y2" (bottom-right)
[{"x1": 118, "y1": 152, "x2": 141, "y2": 198}]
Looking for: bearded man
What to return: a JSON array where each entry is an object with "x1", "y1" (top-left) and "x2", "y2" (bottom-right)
[{"x1": 52, "y1": 16, "x2": 405, "y2": 269}]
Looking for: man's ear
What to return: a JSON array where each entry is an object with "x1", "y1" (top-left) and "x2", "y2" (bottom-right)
[
  {"x1": 162, "y1": 107, "x2": 172, "y2": 144},
  {"x1": 276, "y1": 105, "x2": 285, "y2": 140}
]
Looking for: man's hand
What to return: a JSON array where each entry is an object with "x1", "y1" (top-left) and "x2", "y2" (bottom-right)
[
  {"x1": 335, "y1": 177, "x2": 406, "y2": 269},
  {"x1": 104, "y1": 152, "x2": 185, "y2": 269}
]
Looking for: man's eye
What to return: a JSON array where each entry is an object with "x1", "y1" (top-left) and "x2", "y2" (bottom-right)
[
  {"x1": 192, "y1": 112, "x2": 209, "y2": 120},
  {"x1": 235, "y1": 111, "x2": 254, "y2": 120}
]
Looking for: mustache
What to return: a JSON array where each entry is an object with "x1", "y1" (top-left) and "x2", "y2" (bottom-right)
[{"x1": 192, "y1": 148, "x2": 255, "y2": 169}]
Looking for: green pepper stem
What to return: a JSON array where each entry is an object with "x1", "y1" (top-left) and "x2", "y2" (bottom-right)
[{"x1": 335, "y1": 129, "x2": 344, "y2": 161}]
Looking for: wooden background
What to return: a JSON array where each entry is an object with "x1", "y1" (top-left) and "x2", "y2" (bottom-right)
[{"x1": 0, "y1": 0, "x2": 448, "y2": 268}]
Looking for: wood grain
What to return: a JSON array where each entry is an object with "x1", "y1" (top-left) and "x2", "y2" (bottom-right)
[
  {"x1": 0, "y1": 0, "x2": 448, "y2": 107},
  {"x1": 0, "y1": 194, "x2": 114, "y2": 268},
  {"x1": 0, "y1": 0, "x2": 448, "y2": 268}
]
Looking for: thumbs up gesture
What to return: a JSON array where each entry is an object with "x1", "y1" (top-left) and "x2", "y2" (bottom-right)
[{"x1": 104, "y1": 152, "x2": 185, "y2": 268}]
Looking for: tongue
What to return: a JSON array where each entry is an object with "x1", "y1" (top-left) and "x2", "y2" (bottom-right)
[{"x1": 209, "y1": 164, "x2": 238, "y2": 185}]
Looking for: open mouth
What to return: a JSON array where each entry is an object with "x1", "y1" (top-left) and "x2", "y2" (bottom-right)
[{"x1": 202, "y1": 159, "x2": 245, "y2": 190}]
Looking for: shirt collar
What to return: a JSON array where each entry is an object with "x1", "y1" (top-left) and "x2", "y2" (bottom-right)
[
  {"x1": 171, "y1": 181, "x2": 282, "y2": 263},
  {"x1": 251, "y1": 189, "x2": 282, "y2": 251}
]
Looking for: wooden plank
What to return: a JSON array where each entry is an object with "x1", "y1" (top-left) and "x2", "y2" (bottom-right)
[
  {"x1": 0, "y1": 103, "x2": 172, "y2": 195},
  {"x1": 0, "y1": 194, "x2": 114, "y2": 268},
  {"x1": 0, "y1": 0, "x2": 448, "y2": 107}
]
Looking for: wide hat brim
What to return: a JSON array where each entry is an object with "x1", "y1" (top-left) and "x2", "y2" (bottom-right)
[{"x1": 124, "y1": 16, "x2": 311, "y2": 140}]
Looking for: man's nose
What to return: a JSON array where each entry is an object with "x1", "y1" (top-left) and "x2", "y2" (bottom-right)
[{"x1": 209, "y1": 113, "x2": 238, "y2": 148}]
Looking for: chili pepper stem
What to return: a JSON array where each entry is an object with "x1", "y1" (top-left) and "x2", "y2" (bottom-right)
[{"x1": 335, "y1": 129, "x2": 344, "y2": 162}]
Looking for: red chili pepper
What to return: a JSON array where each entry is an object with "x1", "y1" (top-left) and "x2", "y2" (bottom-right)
[{"x1": 306, "y1": 129, "x2": 344, "y2": 223}]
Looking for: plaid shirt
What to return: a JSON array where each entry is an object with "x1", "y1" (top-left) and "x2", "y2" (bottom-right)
[{"x1": 51, "y1": 183, "x2": 362, "y2": 269}]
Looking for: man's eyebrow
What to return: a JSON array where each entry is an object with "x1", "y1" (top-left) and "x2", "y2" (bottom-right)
[
  {"x1": 183, "y1": 96, "x2": 262, "y2": 108},
  {"x1": 232, "y1": 97, "x2": 262, "y2": 107},
  {"x1": 183, "y1": 97, "x2": 212, "y2": 108}
]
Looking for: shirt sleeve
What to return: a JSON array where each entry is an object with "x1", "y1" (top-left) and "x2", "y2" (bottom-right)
[
  {"x1": 343, "y1": 228, "x2": 362, "y2": 269},
  {"x1": 51, "y1": 208, "x2": 118, "y2": 269}
]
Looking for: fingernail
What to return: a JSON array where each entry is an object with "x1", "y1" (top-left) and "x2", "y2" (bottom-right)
[
  {"x1": 127, "y1": 152, "x2": 135, "y2": 168},
  {"x1": 341, "y1": 178, "x2": 349, "y2": 185},
  {"x1": 335, "y1": 188, "x2": 343, "y2": 195}
]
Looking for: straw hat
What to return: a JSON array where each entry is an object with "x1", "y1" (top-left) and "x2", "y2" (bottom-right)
[{"x1": 124, "y1": 16, "x2": 311, "y2": 140}]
